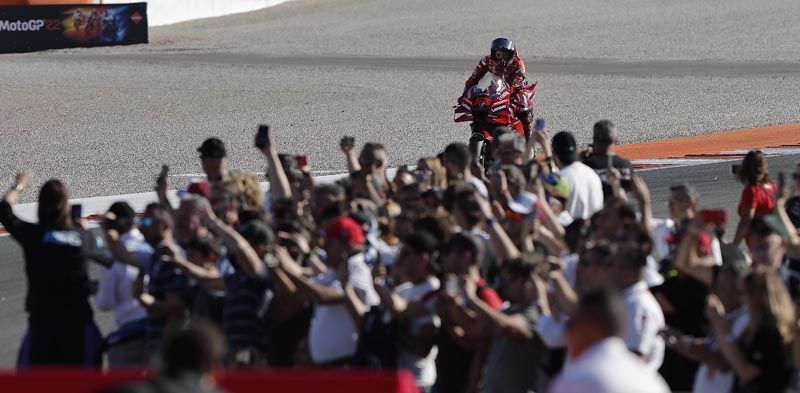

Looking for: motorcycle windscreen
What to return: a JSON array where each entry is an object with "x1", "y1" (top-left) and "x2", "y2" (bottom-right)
[{"x1": 474, "y1": 73, "x2": 509, "y2": 98}]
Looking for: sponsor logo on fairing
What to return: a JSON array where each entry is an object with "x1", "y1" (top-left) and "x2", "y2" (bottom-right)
[{"x1": 491, "y1": 104, "x2": 507, "y2": 112}]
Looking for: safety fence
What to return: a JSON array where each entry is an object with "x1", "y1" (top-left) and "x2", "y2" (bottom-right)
[{"x1": 0, "y1": 369, "x2": 419, "y2": 393}]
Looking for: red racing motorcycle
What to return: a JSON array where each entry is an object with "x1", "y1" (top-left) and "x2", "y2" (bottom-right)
[{"x1": 454, "y1": 75, "x2": 537, "y2": 168}]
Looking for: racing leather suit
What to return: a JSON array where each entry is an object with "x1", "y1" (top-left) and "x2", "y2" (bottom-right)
[{"x1": 464, "y1": 50, "x2": 532, "y2": 137}]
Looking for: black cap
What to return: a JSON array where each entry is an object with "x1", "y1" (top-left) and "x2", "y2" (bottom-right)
[
  {"x1": 593, "y1": 120, "x2": 617, "y2": 145},
  {"x1": 108, "y1": 201, "x2": 136, "y2": 231},
  {"x1": 197, "y1": 138, "x2": 226, "y2": 159},
  {"x1": 552, "y1": 131, "x2": 577, "y2": 153},
  {"x1": 237, "y1": 221, "x2": 275, "y2": 247},
  {"x1": 108, "y1": 201, "x2": 136, "y2": 222}
]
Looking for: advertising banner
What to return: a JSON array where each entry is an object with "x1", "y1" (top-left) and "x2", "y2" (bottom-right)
[{"x1": 0, "y1": 2, "x2": 147, "y2": 53}]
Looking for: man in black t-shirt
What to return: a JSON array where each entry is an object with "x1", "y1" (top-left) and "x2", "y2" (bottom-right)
[{"x1": 582, "y1": 120, "x2": 634, "y2": 200}]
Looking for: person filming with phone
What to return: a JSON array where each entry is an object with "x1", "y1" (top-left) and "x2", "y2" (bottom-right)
[{"x1": 0, "y1": 172, "x2": 112, "y2": 366}]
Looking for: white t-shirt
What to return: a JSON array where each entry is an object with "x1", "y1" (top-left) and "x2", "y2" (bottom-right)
[
  {"x1": 692, "y1": 307, "x2": 749, "y2": 393},
  {"x1": 550, "y1": 337, "x2": 669, "y2": 393},
  {"x1": 94, "y1": 230, "x2": 152, "y2": 327},
  {"x1": 394, "y1": 277, "x2": 441, "y2": 388},
  {"x1": 467, "y1": 176, "x2": 490, "y2": 199},
  {"x1": 621, "y1": 281, "x2": 666, "y2": 371},
  {"x1": 651, "y1": 218, "x2": 722, "y2": 265},
  {"x1": 308, "y1": 253, "x2": 379, "y2": 364},
  {"x1": 558, "y1": 162, "x2": 604, "y2": 220}
]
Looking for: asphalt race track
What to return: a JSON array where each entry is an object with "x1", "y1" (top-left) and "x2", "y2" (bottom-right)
[
  {"x1": 0, "y1": 0, "x2": 799, "y2": 365},
  {"x1": 1, "y1": 0, "x2": 799, "y2": 200}
]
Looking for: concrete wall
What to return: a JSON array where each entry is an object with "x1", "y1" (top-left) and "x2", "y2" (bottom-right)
[{"x1": 99, "y1": 0, "x2": 290, "y2": 26}]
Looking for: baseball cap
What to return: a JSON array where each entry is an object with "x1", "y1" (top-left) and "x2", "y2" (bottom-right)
[
  {"x1": 507, "y1": 191, "x2": 538, "y2": 215},
  {"x1": 198, "y1": 138, "x2": 227, "y2": 159},
  {"x1": 325, "y1": 216, "x2": 365, "y2": 247},
  {"x1": 186, "y1": 180, "x2": 211, "y2": 198},
  {"x1": 108, "y1": 201, "x2": 136, "y2": 223},
  {"x1": 552, "y1": 131, "x2": 577, "y2": 156}
]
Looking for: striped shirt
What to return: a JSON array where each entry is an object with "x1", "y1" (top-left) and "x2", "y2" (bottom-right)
[
  {"x1": 144, "y1": 253, "x2": 190, "y2": 350},
  {"x1": 222, "y1": 260, "x2": 269, "y2": 350}
]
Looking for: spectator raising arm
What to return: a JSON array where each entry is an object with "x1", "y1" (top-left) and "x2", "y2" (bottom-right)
[
  {"x1": 0, "y1": 172, "x2": 34, "y2": 238},
  {"x1": 199, "y1": 200, "x2": 264, "y2": 278},
  {"x1": 102, "y1": 214, "x2": 145, "y2": 268},
  {"x1": 673, "y1": 218, "x2": 715, "y2": 286},
  {"x1": 775, "y1": 188, "x2": 800, "y2": 259},
  {"x1": 162, "y1": 244, "x2": 226, "y2": 291},
  {"x1": 260, "y1": 129, "x2": 293, "y2": 201},
  {"x1": 476, "y1": 193, "x2": 521, "y2": 262},
  {"x1": 338, "y1": 261, "x2": 368, "y2": 326},
  {"x1": 276, "y1": 246, "x2": 344, "y2": 305},
  {"x1": 463, "y1": 277, "x2": 531, "y2": 340},
  {"x1": 340, "y1": 136, "x2": 361, "y2": 174},
  {"x1": 706, "y1": 294, "x2": 762, "y2": 383}
]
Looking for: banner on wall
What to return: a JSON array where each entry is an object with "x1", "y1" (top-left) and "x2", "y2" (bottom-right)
[{"x1": 0, "y1": 2, "x2": 147, "y2": 53}]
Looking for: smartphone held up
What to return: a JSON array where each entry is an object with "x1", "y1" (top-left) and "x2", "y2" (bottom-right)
[{"x1": 254, "y1": 124, "x2": 270, "y2": 150}]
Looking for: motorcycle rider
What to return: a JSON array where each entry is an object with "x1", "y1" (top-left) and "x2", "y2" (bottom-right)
[{"x1": 464, "y1": 38, "x2": 533, "y2": 138}]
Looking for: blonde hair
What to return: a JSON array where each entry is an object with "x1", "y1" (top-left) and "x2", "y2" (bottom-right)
[
  {"x1": 742, "y1": 265, "x2": 795, "y2": 344},
  {"x1": 418, "y1": 157, "x2": 447, "y2": 190},
  {"x1": 229, "y1": 170, "x2": 264, "y2": 210}
]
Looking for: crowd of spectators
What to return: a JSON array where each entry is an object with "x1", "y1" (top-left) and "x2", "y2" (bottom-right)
[{"x1": 2, "y1": 119, "x2": 800, "y2": 393}]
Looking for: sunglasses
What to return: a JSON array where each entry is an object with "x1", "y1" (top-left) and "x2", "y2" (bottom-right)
[
  {"x1": 793, "y1": 173, "x2": 800, "y2": 181},
  {"x1": 138, "y1": 217, "x2": 155, "y2": 227}
]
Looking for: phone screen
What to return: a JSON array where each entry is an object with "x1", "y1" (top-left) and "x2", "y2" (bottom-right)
[{"x1": 70, "y1": 204, "x2": 82, "y2": 222}]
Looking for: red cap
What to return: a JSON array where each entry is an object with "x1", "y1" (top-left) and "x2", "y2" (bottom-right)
[
  {"x1": 186, "y1": 180, "x2": 211, "y2": 198},
  {"x1": 325, "y1": 217, "x2": 365, "y2": 247}
]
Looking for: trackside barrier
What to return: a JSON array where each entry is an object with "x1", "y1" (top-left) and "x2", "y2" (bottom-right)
[
  {"x1": 0, "y1": 369, "x2": 419, "y2": 393},
  {"x1": 99, "y1": 0, "x2": 291, "y2": 26},
  {"x1": 0, "y1": 2, "x2": 148, "y2": 53}
]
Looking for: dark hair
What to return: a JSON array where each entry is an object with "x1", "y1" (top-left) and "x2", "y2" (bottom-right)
[
  {"x1": 573, "y1": 290, "x2": 623, "y2": 337},
  {"x1": 413, "y1": 215, "x2": 452, "y2": 242},
  {"x1": 361, "y1": 143, "x2": 387, "y2": 165},
  {"x1": 403, "y1": 231, "x2": 439, "y2": 260},
  {"x1": 38, "y1": 179, "x2": 70, "y2": 230},
  {"x1": 669, "y1": 183, "x2": 698, "y2": 203},
  {"x1": 579, "y1": 243, "x2": 613, "y2": 267},
  {"x1": 611, "y1": 243, "x2": 649, "y2": 271},
  {"x1": 314, "y1": 183, "x2": 346, "y2": 201},
  {"x1": 552, "y1": 131, "x2": 578, "y2": 165},
  {"x1": 564, "y1": 218, "x2": 590, "y2": 253},
  {"x1": 749, "y1": 216, "x2": 777, "y2": 238},
  {"x1": 736, "y1": 150, "x2": 770, "y2": 186},
  {"x1": 503, "y1": 259, "x2": 536, "y2": 278},
  {"x1": 108, "y1": 201, "x2": 136, "y2": 233},
  {"x1": 184, "y1": 237, "x2": 220, "y2": 258},
  {"x1": 443, "y1": 233, "x2": 483, "y2": 266},
  {"x1": 161, "y1": 321, "x2": 225, "y2": 378},
  {"x1": 454, "y1": 192, "x2": 483, "y2": 228},
  {"x1": 146, "y1": 202, "x2": 173, "y2": 229},
  {"x1": 442, "y1": 181, "x2": 475, "y2": 213},
  {"x1": 443, "y1": 143, "x2": 472, "y2": 171}
]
